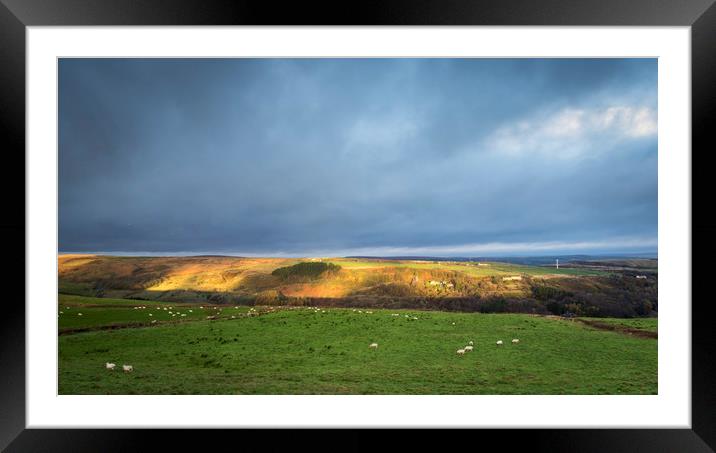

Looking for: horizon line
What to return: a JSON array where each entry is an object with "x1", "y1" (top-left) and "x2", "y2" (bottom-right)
[{"x1": 58, "y1": 250, "x2": 658, "y2": 259}]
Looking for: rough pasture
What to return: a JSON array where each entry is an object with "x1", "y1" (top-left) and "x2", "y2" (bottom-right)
[{"x1": 58, "y1": 297, "x2": 657, "y2": 395}]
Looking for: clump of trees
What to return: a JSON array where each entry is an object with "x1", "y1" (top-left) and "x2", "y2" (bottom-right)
[
  {"x1": 254, "y1": 289, "x2": 288, "y2": 305},
  {"x1": 530, "y1": 275, "x2": 657, "y2": 317},
  {"x1": 271, "y1": 262, "x2": 342, "y2": 280}
]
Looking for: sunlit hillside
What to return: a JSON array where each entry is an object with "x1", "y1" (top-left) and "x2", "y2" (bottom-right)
[{"x1": 57, "y1": 254, "x2": 656, "y2": 318}]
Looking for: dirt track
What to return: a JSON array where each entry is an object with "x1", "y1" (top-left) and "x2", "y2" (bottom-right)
[{"x1": 576, "y1": 318, "x2": 657, "y2": 339}]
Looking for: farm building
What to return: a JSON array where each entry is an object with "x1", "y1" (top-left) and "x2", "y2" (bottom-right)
[{"x1": 428, "y1": 280, "x2": 454, "y2": 288}]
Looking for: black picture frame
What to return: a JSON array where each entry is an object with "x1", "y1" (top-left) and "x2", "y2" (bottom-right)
[{"x1": 3, "y1": 0, "x2": 714, "y2": 451}]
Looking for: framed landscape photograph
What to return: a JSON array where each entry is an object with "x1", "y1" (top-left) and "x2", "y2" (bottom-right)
[{"x1": 6, "y1": 0, "x2": 715, "y2": 450}]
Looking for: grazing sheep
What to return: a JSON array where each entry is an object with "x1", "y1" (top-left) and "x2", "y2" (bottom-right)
[
  {"x1": 231, "y1": 315, "x2": 236, "y2": 319},
  {"x1": 122, "y1": 365, "x2": 133, "y2": 372},
  {"x1": 106, "y1": 362, "x2": 116, "y2": 370},
  {"x1": 199, "y1": 306, "x2": 203, "y2": 309},
  {"x1": 149, "y1": 313, "x2": 153, "y2": 317},
  {"x1": 468, "y1": 341, "x2": 474, "y2": 345},
  {"x1": 181, "y1": 314, "x2": 186, "y2": 317},
  {"x1": 151, "y1": 320, "x2": 157, "y2": 324},
  {"x1": 78, "y1": 313, "x2": 83, "y2": 316},
  {"x1": 512, "y1": 339, "x2": 519, "y2": 344},
  {"x1": 451, "y1": 322, "x2": 455, "y2": 326},
  {"x1": 59, "y1": 311, "x2": 63, "y2": 314},
  {"x1": 188, "y1": 310, "x2": 193, "y2": 313},
  {"x1": 369, "y1": 343, "x2": 378, "y2": 349},
  {"x1": 464, "y1": 345, "x2": 473, "y2": 352},
  {"x1": 456, "y1": 349, "x2": 466, "y2": 356},
  {"x1": 496, "y1": 340, "x2": 503, "y2": 346}
]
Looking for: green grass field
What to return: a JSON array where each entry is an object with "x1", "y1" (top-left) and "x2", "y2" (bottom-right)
[
  {"x1": 58, "y1": 294, "x2": 251, "y2": 331},
  {"x1": 58, "y1": 295, "x2": 656, "y2": 395},
  {"x1": 332, "y1": 259, "x2": 607, "y2": 277}
]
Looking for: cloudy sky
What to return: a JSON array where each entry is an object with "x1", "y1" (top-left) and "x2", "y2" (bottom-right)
[{"x1": 59, "y1": 58, "x2": 657, "y2": 257}]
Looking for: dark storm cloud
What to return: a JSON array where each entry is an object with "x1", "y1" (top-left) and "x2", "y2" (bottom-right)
[{"x1": 59, "y1": 58, "x2": 657, "y2": 256}]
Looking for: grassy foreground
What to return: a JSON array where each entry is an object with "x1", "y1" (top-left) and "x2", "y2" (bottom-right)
[{"x1": 58, "y1": 297, "x2": 657, "y2": 395}]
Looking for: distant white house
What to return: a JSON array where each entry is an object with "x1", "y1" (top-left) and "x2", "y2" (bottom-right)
[
  {"x1": 476, "y1": 263, "x2": 489, "y2": 266},
  {"x1": 636, "y1": 275, "x2": 648, "y2": 279},
  {"x1": 428, "y1": 280, "x2": 454, "y2": 288}
]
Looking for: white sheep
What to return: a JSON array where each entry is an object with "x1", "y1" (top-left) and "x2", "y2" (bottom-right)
[
  {"x1": 496, "y1": 340, "x2": 503, "y2": 346},
  {"x1": 106, "y1": 362, "x2": 116, "y2": 370},
  {"x1": 78, "y1": 313, "x2": 83, "y2": 316},
  {"x1": 149, "y1": 313, "x2": 153, "y2": 317},
  {"x1": 456, "y1": 349, "x2": 466, "y2": 355},
  {"x1": 451, "y1": 322, "x2": 455, "y2": 326},
  {"x1": 369, "y1": 343, "x2": 378, "y2": 349},
  {"x1": 464, "y1": 345, "x2": 473, "y2": 352},
  {"x1": 468, "y1": 340, "x2": 474, "y2": 345},
  {"x1": 151, "y1": 320, "x2": 157, "y2": 324},
  {"x1": 512, "y1": 339, "x2": 520, "y2": 344},
  {"x1": 122, "y1": 365, "x2": 133, "y2": 372},
  {"x1": 181, "y1": 314, "x2": 186, "y2": 317},
  {"x1": 59, "y1": 311, "x2": 64, "y2": 314}
]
